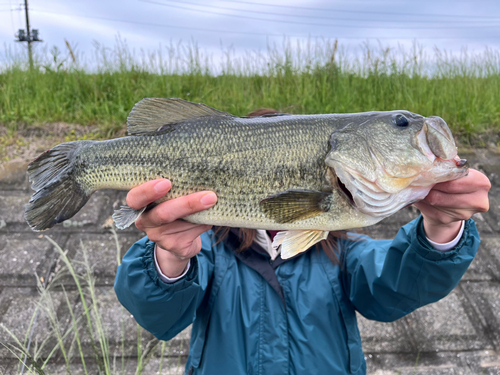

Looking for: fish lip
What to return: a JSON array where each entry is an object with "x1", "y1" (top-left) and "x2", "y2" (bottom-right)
[
  {"x1": 451, "y1": 155, "x2": 468, "y2": 169},
  {"x1": 419, "y1": 116, "x2": 458, "y2": 161}
]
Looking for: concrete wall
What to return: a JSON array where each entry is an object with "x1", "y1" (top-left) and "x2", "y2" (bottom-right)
[{"x1": 0, "y1": 150, "x2": 499, "y2": 374}]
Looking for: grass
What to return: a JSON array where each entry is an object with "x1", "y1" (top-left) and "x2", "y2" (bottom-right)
[
  {"x1": 0, "y1": 230, "x2": 187, "y2": 374},
  {"x1": 0, "y1": 38, "x2": 499, "y2": 139}
]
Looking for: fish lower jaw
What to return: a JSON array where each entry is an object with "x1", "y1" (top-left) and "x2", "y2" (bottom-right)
[
  {"x1": 410, "y1": 160, "x2": 469, "y2": 187},
  {"x1": 335, "y1": 167, "x2": 433, "y2": 218},
  {"x1": 352, "y1": 185, "x2": 431, "y2": 218}
]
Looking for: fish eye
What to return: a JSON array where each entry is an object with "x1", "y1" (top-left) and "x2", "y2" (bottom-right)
[{"x1": 393, "y1": 114, "x2": 409, "y2": 127}]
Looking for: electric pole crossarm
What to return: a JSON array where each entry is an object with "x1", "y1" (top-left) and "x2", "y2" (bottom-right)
[{"x1": 14, "y1": 0, "x2": 42, "y2": 69}]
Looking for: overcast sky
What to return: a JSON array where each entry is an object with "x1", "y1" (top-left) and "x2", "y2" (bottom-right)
[{"x1": 1, "y1": 0, "x2": 499, "y2": 68}]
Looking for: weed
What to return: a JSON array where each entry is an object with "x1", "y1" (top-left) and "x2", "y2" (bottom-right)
[
  {"x1": 0, "y1": 231, "x2": 186, "y2": 374},
  {"x1": 0, "y1": 39, "x2": 499, "y2": 137}
]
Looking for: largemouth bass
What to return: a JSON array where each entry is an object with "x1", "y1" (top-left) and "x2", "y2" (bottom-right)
[{"x1": 25, "y1": 98, "x2": 468, "y2": 258}]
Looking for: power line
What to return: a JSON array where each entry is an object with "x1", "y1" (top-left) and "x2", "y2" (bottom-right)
[
  {"x1": 8, "y1": 0, "x2": 16, "y2": 35},
  {"x1": 139, "y1": 0, "x2": 500, "y2": 29},
  {"x1": 218, "y1": 0, "x2": 500, "y2": 21},
  {"x1": 133, "y1": 0, "x2": 496, "y2": 25},
  {"x1": 31, "y1": 9, "x2": 498, "y2": 40}
]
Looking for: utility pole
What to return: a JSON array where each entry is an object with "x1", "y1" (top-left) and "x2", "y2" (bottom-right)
[{"x1": 15, "y1": 0, "x2": 42, "y2": 69}]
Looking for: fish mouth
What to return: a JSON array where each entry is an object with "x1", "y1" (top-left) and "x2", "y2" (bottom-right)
[
  {"x1": 336, "y1": 176, "x2": 354, "y2": 205},
  {"x1": 417, "y1": 116, "x2": 467, "y2": 167},
  {"x1": 416, "y1": 116, "x2": 469, "y2": 176}
]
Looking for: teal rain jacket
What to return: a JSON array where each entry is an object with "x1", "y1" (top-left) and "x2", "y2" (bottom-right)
[{"x1": 115, "y1": 217, "x2": 480, "y2": 374}]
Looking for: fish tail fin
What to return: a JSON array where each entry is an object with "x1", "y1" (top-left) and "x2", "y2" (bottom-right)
[{"x1": 25, "y1": 142, "x2": 93, "y2": 231}]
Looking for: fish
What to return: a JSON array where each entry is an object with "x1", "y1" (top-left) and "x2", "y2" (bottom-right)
[{"x1": 25, "y1": 98, "x2": 468, "y2": 258}]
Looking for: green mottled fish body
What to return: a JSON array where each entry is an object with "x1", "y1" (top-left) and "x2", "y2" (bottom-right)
[
  {"x1": 25, "y1": 98, "x2": 468, "y2": 258},
  {"x1": 75, "y1": 115, "x2": 376, "y2": 231}
]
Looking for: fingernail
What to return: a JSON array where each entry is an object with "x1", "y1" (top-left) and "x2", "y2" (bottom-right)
[
  {"x1": 200, "y1": 192, "x2": 217, "y2": 207},
  {"x1": 154, "y1": 180, "x2": 171, "y2": 194}
]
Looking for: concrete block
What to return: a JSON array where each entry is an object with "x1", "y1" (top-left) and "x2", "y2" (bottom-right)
[
  {"x1": 0, "y1": 161, "x2": 29, "y2": 191},
  {"x1": 0, "y1": 359, "x2": 18, "y2": 375},
  {"x1": 477, "y1": 160, "x2": 500, "y2": 187},
  {"x1": 366, "y1": 206, "x2": 421, "y2": 240},
  {"x1": 405, "y1": 290, "x2": 491, "y2": 351},
  {"x1": 0, "y1": 288, "x2": 56, "y2": 359},
  {"x1": 0, "y1": 284, "x2": 191, "y2": 367},
  {"x1": 0, "y1": 194, "x2": 31, "y2": 225},
  {"x1": 0, "y1": 190, "x2": 115, "y2": 232},
  {"x1": 481, "y1": 187, "x2": 500, "y2": 233},
  {"x1": 57, "y1": 191, "x2": 113, "y2": 231},
  {"x1": 379, "y1": 205, "x2": 421, "y2": 226},
  {"x1": 72, "y1": 287, "x2": 190, "y2": 358},
  {"x1": 461, "y1": 281, "x2": 500, "y2": 348},
  {"x1": 357, "y1": 313, "x2": 414, "y2": 353},
  {"x1": 64, "y1": 232, "x2": 142, "y2": 284},
  {"x1": 37, "y1": 355, "x2": 187, "y2": 375},
  {"x1": 0, "y1": 232, "x2": 61, "y2": 287},
  {"x1": 366, "y1": 350, "x2": 500, "y2": 375},
  {"x1": 471, "y1": 212, "x2": 496, "y2": 235},
  {"x1": 480, "y1": 237, "x2": 500, "y2": 270},
  {"x1": 462, "y1": 239, "x2": 500, "y2": 281}
]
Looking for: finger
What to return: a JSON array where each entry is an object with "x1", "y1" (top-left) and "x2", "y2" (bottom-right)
[
  {"x1": 138, "y1": 191, "x2": 217, "y2": 227},
  {"x1": 423, "y1": 190, "x2": 489, "y2": 212},
  {"x1": 126, "y1": 179, "x2": 172, "y2": 209},
  {"x1": 431, "y1": 169, "x2": 491, "y2": 194},
  {"x1": 414, "y1": 201, "x2": 470, "y2": 224},
  {"x1": 151, "y1": 225, "x2": 213, "y2": 257}
]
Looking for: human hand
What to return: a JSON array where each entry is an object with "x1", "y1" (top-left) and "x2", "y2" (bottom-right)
[
  {"x1": 126, "y1": 179, "x2": 217, "y2": 277},
  {"x1": 414, "y1": 169, "x2": 491, "y2": 243}
]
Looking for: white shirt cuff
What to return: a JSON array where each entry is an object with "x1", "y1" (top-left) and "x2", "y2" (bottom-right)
[
  {"x1": 154, "y1": 244, "x2": 191, "y2": 283},
  {"x1": 425, "y1": 220, "x2": 465, "y2": 252}
]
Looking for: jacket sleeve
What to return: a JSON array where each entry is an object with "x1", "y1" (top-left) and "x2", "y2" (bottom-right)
[
  {"x1": 114, "y1": 231, "x2": 217, "y2": 340},
  {"x1": 341, "y1": 216, "x2": 480, "y2": 322}
]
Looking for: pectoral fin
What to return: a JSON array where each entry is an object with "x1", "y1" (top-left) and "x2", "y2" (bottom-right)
[
  {"x1": 260, "y1": 190, "x2": 333, "y2": 223},
  {"x1": 112, "y1": 205, "x2": 147, "y2": 229},
  {"x1": 272, "y1": 230, "x2": 329, "y2": 259}
]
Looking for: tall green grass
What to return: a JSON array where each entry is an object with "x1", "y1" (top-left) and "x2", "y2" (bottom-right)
[
  {"x1": 1, "y1": 39, "x2": 499, "y2": 136},
  {"x1": 0, "y1": 231, "x2": 186, "y2": 374}
]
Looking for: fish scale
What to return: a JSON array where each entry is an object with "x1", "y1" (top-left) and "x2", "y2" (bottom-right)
[
  {"x1": 70, "y1": 116, "x2": 342, "y2": 228},
  {"x1": 25, "y1": 98, "x2": 468, "y2": 258}
]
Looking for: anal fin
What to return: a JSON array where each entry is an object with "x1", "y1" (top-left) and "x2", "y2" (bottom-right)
[
  {"x1": 272, "y1": 230, "x2": 329, "y2": 259},
  {"x1": 112, "y1": 205, "x2": 147, "y2": 230}
]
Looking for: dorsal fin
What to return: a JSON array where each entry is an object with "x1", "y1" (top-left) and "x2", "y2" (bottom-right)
[
  {"x1": 127, "y1": 98, "x2": 232, "y2": 135},
  {"x1": 242, "y1": 112, "x2": 290, "y2": 118}
]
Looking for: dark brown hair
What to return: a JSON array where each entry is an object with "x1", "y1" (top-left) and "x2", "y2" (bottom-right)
[
  {"x1": 214, "y1": 227, "x2": 345, "y2": 265},
  {"x1": 213, "y1": 107, "x2": 345, "y2": 265}
]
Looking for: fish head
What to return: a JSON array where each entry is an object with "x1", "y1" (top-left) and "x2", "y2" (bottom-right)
[{"x1": 324, "y1": 111, "x2": 468, "y2": 217}]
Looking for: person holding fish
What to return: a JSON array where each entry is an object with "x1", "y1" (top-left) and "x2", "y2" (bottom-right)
[
  {"x1": 23, "y1": 99, "x2": 490, "y2": 374},
  {"x1": 111, "y1": 107, "x2": 489, "y2": 375}
]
